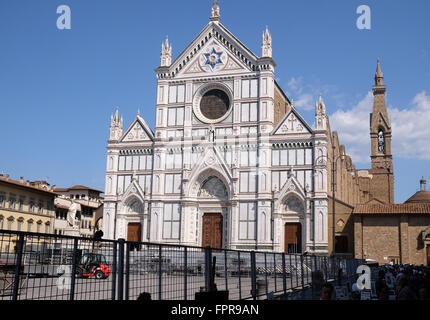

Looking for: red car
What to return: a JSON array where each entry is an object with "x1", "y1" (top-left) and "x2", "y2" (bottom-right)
[{"x1": 76, "y1": 253, "x2": 111, "y2": 279}]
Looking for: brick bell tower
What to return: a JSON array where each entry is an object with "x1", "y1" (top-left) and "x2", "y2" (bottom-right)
[{"x1": 369, "y1": 59, "x2": 394, "y2": 203}]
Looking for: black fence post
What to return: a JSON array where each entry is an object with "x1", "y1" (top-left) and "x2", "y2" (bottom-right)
[
  {"x1": 69, "y1": 238, "x2": 78, "y2": 301},
  {"x1": 224, "y1": 250, "x2": 228, "y2": 291},
  {"x1": 204, "y1": 246, "x2": 212, "y2": 292},
  {"x1": 184, "y1": 247, "x2": 187, "y2": 300},
  {"x1": 111, "y1": 241, "x2": 117, "y2": 301},
  {"x1": 250, "y1": 251, "x2": 257, "y2": 300},
  {"x1": 273, "y1": 253, "x2": 277, "y2": 293},
  {"x1": 12, "y1": 234, "x2": 24, "y2": 301},
  {"x1": 264, "y1": 253, "x2": 268, "y2": 297},
  {"x1": 324, "y1": 256, "x2": 328, "y2": 281},
  {"x1": 238, "y1": 251, "x2": 242, "y2": 299},
  {"x1": 125, "y1": 242, "x2": 130, "y2": 300},
  {"x1": 158, "y1": 245, "x2": 162, "y2": 300},
  {"x1": 117, "y1": 238, "x2": 125, "y2": 301},
  {"x1": 300, "y1": 254, "x2": 305, "y2": 289},
  {"x1": 282, "y1": 253, "x2": 286, "y2": 295},
  {"x1": 289, "y1": 254, "x2": 293, "y2": 289}
]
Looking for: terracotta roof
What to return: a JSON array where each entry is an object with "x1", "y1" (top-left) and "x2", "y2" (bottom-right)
[
  {"x1": 404, "y1": 190, "x2": 430, "y2": 204},
  {"x1": 353, "y1": 203, "x2": 430, "y2": 215},
  {"x1": 0, "y1": 176, "x2": 57, "y2": 196},
  {"x1": 54, "y1": 185, "x2": 104, "y2": 194}
]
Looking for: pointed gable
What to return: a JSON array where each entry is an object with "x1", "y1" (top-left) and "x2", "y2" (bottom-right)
[
  {"x1": 121, "y1": 116, "x2": 154, "y2": 143},
  {"x1": 163, "y1": 22, "x2": 260, "y2": 79},
  {"x1": 273, "y1": 108, "x2": 313, "y2": 135}
]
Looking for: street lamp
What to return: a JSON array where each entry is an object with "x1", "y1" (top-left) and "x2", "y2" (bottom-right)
[{"x1": 315, "y1": 145, "x2": 351, "y2": 257}]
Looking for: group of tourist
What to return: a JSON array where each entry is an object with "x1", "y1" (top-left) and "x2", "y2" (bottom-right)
[
  {"x1": 319, "y1": 264, "x2": 430, "y2": 300},
  {"x1": 373, "y1": 264, "x2": 430, "y2": 300}
]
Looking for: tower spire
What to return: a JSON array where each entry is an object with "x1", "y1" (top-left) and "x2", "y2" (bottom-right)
[
  {"x1": 210, "y1": 0, "x2": 220, "y2": 22},
  {"x1": 375, "y1": 58, "x2": 384, "y2": 86},
  {"x1": 369, "y1": 59, "x2": 394, "y2": 203}
]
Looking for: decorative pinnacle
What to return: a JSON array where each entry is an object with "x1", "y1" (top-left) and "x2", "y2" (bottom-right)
[{"x1": 210, "y1": 0, "x2": 220, "y2": 21}]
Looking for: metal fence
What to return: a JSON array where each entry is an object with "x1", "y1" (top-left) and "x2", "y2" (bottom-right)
[{"x1": 0, "y1": 230, "x2": 364, "y2": 300}]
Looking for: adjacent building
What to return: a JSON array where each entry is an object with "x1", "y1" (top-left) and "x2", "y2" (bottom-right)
[
  {"x1": 354, "y1": 178, "x2": 430, "y2": 266},
  {"x1": 53, "y1": 185, "x2": 104, "y2": 238},
  {"x1": 0, "y1": 175, "x2": 56, "y2": 251}
]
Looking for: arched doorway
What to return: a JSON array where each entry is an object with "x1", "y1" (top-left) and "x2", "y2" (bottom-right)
[
  {"x1": 198, "y1": 176, "x2": 228, "y2": 249},
  {"x1": 285, "y1": 223, "x2": 302, "y2": 253},
  {"x1": 124, "y1": 197, "x2": 144, "y2": 249}
]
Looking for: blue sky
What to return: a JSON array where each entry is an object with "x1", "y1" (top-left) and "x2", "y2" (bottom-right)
[{"x1": 0, "y1": 0, "x2": 429, "y2": 203}]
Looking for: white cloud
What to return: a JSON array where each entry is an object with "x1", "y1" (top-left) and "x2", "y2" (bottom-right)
[
  {"x1": 284, "y1": 76, "x2": 344, "y2": 111},
  {"x1": 330, "y1": 91, "x2": 430, "y2": 164}
]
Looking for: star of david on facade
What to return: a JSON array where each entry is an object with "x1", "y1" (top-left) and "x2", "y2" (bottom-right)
[{"x1": 204, "y1": 48, "x2": 223, "y2": 69}]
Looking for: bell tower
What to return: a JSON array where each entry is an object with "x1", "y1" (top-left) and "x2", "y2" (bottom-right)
[{"x1": 369, "y1": 59, "x2": 394, "y2": 203}]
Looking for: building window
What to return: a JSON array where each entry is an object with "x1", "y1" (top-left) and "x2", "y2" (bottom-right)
[
  {"x1": 27, "y1": 220, "x2": 33, "y2": 232},
  {"x1": 165, "y1": 151, "x2": 183, "y2": 170},
  {"x1": 240, "y1": 172, "x2": 257, "y2": 193},
  {"x1": 167, "y1": 129, "x2": 184, "y2": 139},
  {"x1": 241, "y1": 79, "x2": 258, "y2": 98},
  {"x1": 167, "y1": 107, "x2": 185, "y2": 126},
  {"x1": 164, "y1": 174, "x2": 182, "y2": 194},
  {"x1": 18, "y1": 197, "x2": 25, "y2": 211},
  {"x1": 117, "y1": 175, "x2": 132, "y2": 194},
  {"x1": 45, "y1": 223, "x2": 50, "y2": 234},
  {"x1": 17, "y1": 218, "x2": 24, "y2": 232},
  {"x1": 38, "y1": 201, "x2": 43, "y2": 214},
  {"x1": 137, "y1": 175, "x2": 152, "y2": 194},
  {"x1": 241, "y1": 102, "x2": 258, "y2": 122},
  {"x1": 215, "y1": 127, "x2": 233, "y2": 136},
  {"x1": 335, "y1": 236, "x2": 349, "y2": 253},
  {"x1": 0, "y1": 193, "x2": 5, "y2": 208},
  {"x1": 240, "y1": 126, "x2": 258, "y2": 135},
  {"x1": 7, "y1": 217, "x2": 14, "y2": 230},
  {"x1": 239, "y1": 202, "x2": 257, "y2": 240},
  {"x1": 118, "y1": 154, "x2": 153, "y2": 172},
  {"x1": 163, "y1": 203, "x2": 181, "y2": 240},
  {"x1": 29, "y1": 200, "x2": 35, "y2": 213},
  {"x1": 36, "y1": 221, "x2": 42, "y2": 233},
  {"x1": 240, "y1": 148, "x2": 258, "y2": 167},
  {"x1": 192, "y1": 128, "x2": 208, "y2": 138},
  {"x1": 8, "y1": 195, "x2": 16, "y2": 210},
  {"x1": 378, "y1": 130, "x2": 385, "y2": 153},
  {"x1": 0, "y1": 215, "x2": 3, "y2": 229},
  {"x1": 168, "y1": 85, "x2": 185, "y2": 104}
]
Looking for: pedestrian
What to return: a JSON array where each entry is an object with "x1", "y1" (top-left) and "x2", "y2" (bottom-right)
[
  {"x1": 375, "y1": 269, "x2": 386, "y2": 296},
  {"x1": 377, "y1": 284, "x2": 389, "y2": 301},
  {"x1": 397, "y1": 276, "x2": 417, "y2": 300},
  {"x1": 320, "y1": 283, "x2": 334, "y2": 300},
  {"x1": 137, "y1": 292, "x2": 151, "y2": 301},
  {"x1": 417, "y1": 285, "x2": 428, "y2": 301}
]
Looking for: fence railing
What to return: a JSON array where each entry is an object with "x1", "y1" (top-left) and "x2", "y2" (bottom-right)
[{"x1": 0, "y1": 230, "x2": 364, "y2": 300}]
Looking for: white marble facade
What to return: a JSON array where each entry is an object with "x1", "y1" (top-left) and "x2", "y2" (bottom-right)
[{"x1": 103, "y1": 5, "x2": 330, "y2": 254}]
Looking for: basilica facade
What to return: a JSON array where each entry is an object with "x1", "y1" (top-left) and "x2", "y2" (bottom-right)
[{"x1": 102, "y1": 3, "x2": 394, "y2": 255}]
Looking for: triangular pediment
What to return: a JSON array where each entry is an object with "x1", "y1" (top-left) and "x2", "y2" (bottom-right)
[
  {"x1": 120, "y1": 178, "x2": 145, "y2": 204},
  {"x1": 189, "y1": 146, "x2": 233, "y2": 182},
  {"x1": 273, "y1": 108, "x2": 313, "y2": 135},
  {"x1": 120, "y1": 116, "x2": 154, "y2": 143},
  {"x1": 168, "y1": 22, "x2": 259, "y2": 78},
  {"x1": 179, "y1": 38, "x2": 251, "y2": 77},
  {"x1": 185, "y1": 145, "x2": 234, "y2": 198},
  {"x1": 273, "y1": 173, "x2": 307, "y2": 212}
]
